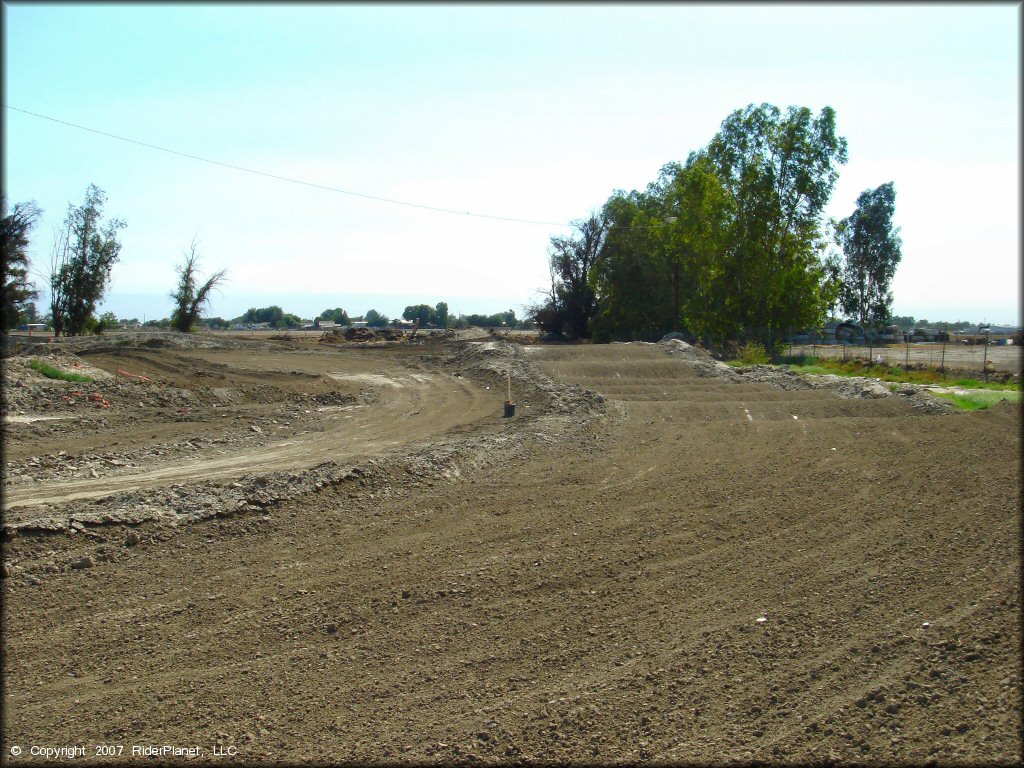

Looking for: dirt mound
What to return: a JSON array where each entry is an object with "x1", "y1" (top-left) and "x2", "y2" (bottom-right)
[
  {"x1": 658, "y1": 338, "x2": 743, "y2": 381},
  {"x1": 1, "y1": 351, "x2": 119, "y2": 416},
  {"x1": 656, "y1": 347, "x2": 955, "y2": 414},
  {"x1": 737, "y1": 364, "x2": 955, "y2": 413},
  {"x1": 10, "y1": 331, "x2": 290, "y2": 356},
  {"x1": 319, "y1": 327, "x2": 407, "y2": 344},
  {"x1": 447, "y1": 340, "x2": 606, "y2": 416}
]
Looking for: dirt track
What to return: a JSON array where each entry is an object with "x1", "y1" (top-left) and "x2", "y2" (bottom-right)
[
  {"x1": 2, "y1": 339, "x2": 1020, "y2": 764},
  {"x1": 3, "y1": 346, "x2": 498, "y2": 517}
]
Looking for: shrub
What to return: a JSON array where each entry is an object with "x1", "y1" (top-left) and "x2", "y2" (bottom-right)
[{"x1": 737, "y1": 341, "x2": 770, "y2": 365}]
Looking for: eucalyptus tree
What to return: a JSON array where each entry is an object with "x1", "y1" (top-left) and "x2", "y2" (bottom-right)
[
  {"x1": 589, "y1": 190, "x2": 672, "y2": 341},
  {"x1": 49, "y1": 185, "x2": 125, "y2": 336},
  {"x1": 704, "y1": 103, "x2": 848, "y2": 339},
  {"x1": 837, "y1": 182, "x2": 902, "y2": 327}
]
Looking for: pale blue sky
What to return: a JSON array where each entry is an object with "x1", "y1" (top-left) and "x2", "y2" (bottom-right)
[{"x1": 3, "y1": 3, "x2": 1019, "y2": 324}]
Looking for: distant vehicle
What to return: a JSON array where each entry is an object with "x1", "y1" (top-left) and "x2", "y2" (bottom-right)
[
  {"x1": 834, "y1": 321, "x2": 863, "y2": 342},
  {"x1": 910, "y1": 328, "x2": 948, "y2": 342}
]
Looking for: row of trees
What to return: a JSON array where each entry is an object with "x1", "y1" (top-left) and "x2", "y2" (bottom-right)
[
  {"x1": 92, "y1": 305, "x2": 527, "y2": 332},
  {"x1": 2, "y1": 186, "x2": 127, "y2": 335},
  {"x1": 531, "y1": 103, "x2": 903, "y2": 344},
  {"x1": 2, "y1": 186, "x2": 227, "y2": 335},
  {"x1": 2, "y1": 192, "x2": 524, "y2": 336}
]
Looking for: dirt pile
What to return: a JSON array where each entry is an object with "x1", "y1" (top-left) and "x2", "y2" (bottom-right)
[
  {"x1": 448, "y1": 340, "x2": 606, "y2": 416},
  {"x1": 2, "y1": 350, "x2": 116, "y2": 415},
  {"x1": 658, "y1": 338, "x2": 743, "y2": 381},
  {"x1": 738, "y1": 365, "x2": 954, "y2": 413},
  {"x1": 319, "y1": 327, "x2": 407, "y2": 344}
]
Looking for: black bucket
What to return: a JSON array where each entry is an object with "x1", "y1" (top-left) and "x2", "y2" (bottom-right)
[{"x1": 503, "y1": 400, "x2": 516, "y2": 418}]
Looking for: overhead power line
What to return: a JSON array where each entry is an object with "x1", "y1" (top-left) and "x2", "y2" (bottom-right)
[{"x1": 4, "y1": 104, "x2": 571, "y2": 228}]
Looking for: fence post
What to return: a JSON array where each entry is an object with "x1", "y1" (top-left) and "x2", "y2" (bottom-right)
[
  {"x1": 905, "y1": 339, "x2": 910, "y2": 368},
  {"x1": 982, "y1": 332, "x2": 990, "y2": 381},
  {"x1": 940, "y1": 339, "x2": 946, "y2": 372}
]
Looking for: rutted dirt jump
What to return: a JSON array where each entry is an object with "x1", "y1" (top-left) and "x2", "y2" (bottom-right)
[{"x1": 2, "y1": 335, "x2": 1019, "y2": 764}]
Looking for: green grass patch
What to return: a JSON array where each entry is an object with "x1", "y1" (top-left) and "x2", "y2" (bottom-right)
[
  {"x1": 776, "y1": 356, "x2": 1021, "y2": 391},
  {"x1": 934, "y1": 390, "x2": 1021, "y2": 410},
  {"x1": 28, "y1": 359, "x2": 93, "y2": 383}
]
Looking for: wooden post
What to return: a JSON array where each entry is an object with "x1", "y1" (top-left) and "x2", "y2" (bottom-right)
[
  {"x1": 905, "y1": 340, "x2": 909, "y2": 368},
  {"x1": 982, "y1": 332, "x2": 989, "y2": 381},
  {"x1": 940, "y1": 339, "x2": 946, "y2": 372}
]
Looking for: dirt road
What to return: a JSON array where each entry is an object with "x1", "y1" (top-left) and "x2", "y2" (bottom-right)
[{"x1": 2, "y1": 340, "x2": 1019, "y2": 764}]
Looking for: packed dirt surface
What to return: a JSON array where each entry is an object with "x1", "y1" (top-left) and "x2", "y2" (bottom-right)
[{"x1": 2, "y1": 336, "x2": 1020, "y2": 765}]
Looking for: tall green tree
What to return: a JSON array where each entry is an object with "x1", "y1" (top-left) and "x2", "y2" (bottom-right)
[
  {"x1": 170, "y1": 238, "x2": 227, "y2": 332},
  {"x1": 663, "y1": 153, "x2": 735, "y2": 339},
  {"x1": 49, "y1": 185, "x2": 125, "y2": 336},
  {"x1": 1, "y1": 195, "x2": 42, "y2": 330},
  {"x1": 837, "y1": 182, "x2": 902, "y2": 327},
  {"x1": 590, "y1": 190, "x2": 673, "y2": 341},
  {"x1": 590, "y1": 105, "x2": 845, "y2": 344},
  {"x1": 703, "y1": 103, "x2": 847, "y2": 340}
]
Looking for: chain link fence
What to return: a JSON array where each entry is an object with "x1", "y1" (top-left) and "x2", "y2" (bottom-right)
[
  {"x1": 683, "y1": 326, "x2": 1022, "y2": 380},
  {"x1": 783, "y1": 340, "x2": 1021, "y2": 375}
]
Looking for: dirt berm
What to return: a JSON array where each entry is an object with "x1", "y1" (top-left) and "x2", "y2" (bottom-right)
[{"x1": 1, "y1": 337, "x2": 1019, "y2": 765}]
